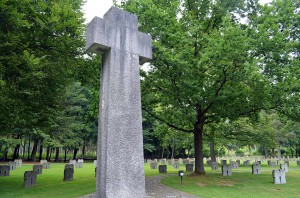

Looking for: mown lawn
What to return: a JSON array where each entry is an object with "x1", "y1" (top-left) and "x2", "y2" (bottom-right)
[
  {"x1": 162, "y1": 162, "x2": 300, "y2": 198},
  {"x1": 1, "y1": 161, "x2": 299, "y2": 198}
]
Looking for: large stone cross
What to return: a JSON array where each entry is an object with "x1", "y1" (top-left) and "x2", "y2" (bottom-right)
[{"x1": 86, "y1": 7, "x2": 152, "y2": 198}]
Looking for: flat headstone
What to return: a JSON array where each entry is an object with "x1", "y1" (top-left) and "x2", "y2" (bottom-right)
[
  {"x1": 273, "y1": 169, "x2": 286, "y2": 184},
  {"x1": 86, "y1": 6, "x2": 152, "y2": 198},
  {"x1": 24, "y1": 171, "x2": 37, "y2": 188},
  {"x1": 33, "y1": 165, "x2": 43, "y2": 174},
  {"x1": 186, "y1": 164, "x2": 193, "y2": 172},
  {"x1": 158, "y1": 165, "x2": 167, "y2": 173},
  {"x1": 0, "y1": 165, "x2": 10, "y2": 176}
]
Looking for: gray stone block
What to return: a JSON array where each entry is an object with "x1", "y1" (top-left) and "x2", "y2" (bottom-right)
[
  {"x1": 159, "y1": 165, "x2": 167, "y2": 173},
  {"x1": 186, "y1": 164, "x2": 193, "y2": 172},
  {"x1": 222, "y1": 165, "x2": 232, "y2": 176},
  {"x1": 150, "y1": 162, "x2": 157, "y2": 169},
  {"x1": 65, "y1": 164, "x2": 74, "y2": 169},
  {"x1": 273, "y1": 169, "x2": 286, "y2": 184},
  {"x1": 33, "y1": 165, "x2": 43, "y2": 174},
  {"x1": 173, "y1": 162, "x2": 179, "y2": 169},
  {"x1": 24, "y1": 171, "x2": 37, "y2": 188},
  {"x1": 42, "y1": 162, "x2": 50, "y2": 169},
  {"x1": 8, "y1": 161, "x2": 16, "y2": 170},
  {"x1": 64, "y1": 168, "x2": 74, "y2": 181},
  {"x1": 280, "y1": 164, "x2": 288, "y2": 173},
  {"x1": 14, "y1": 159, "x2": 22, "y2": 167},
  {"x1": 252, "y1": 163, "x2": 261, "y2": 174},
  {"x1": 0, "y1": 165, "x2": 10, "y2": 176}
]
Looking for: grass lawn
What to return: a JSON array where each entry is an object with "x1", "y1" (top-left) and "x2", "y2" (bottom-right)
[
  {"x1": 161, "y1": 162, "x2": 300, "y2": 198},
  {"x1": 0, "y1": 161, "x2": 299, "y2": 198}
]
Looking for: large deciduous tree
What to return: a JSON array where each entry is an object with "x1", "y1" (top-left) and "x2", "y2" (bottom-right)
[{"x1": 120, "y1": 0, "x2": 299, "y2": 174}]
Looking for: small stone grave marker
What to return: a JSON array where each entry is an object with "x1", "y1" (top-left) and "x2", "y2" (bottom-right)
[
  {"x1": 0, "y1": 165, "x2": 10, "y2": 176},
  {"x1": 24, "y1": 171, "x2": 37, "y2": 188},
  {"x1": 33, "y1": 165, "x2": 43, "y2": 174},
  {"x1": 14, "y1": 159, "x2": 22, "y2": 167},
  {"x1": 252, "y1": 162, "x2": 261, "y2": 174},
  {"x1": 64, "y1": 168, "x2": 74, "y2": 181},
  {"x1": 186, "y1": 164, "x2": 193, "y2": 172},
  {"x1": 8, "y1": 161, "x2": 16, "y2": 170},
  {"x1": 243, "y1": 160, "x2": 250, "y2": 166},
  {"x1": 158, "y1": 165, "x2": 167, "y2": 173},
  {"x1": 173, "y1": 162, "x2": 179, "y2": 169},
  {"x1": 222, "y1": 165, "x2": 232, "y2": 176},
  {"x1": 42, "y1": 162, "x2": 50, "y2": 169},
  {"x1": 221, "y1": 160, "x2": 227, "y2": 165},
  {"x1": 150, "y1": 162, "x2": 157, "y2": 169},
  {"x1": 272, "y1": 169, "x2": 286, "y2": 184},
  {"x1": 65, "y1": 164, "x2": 74, "y2": 169}
]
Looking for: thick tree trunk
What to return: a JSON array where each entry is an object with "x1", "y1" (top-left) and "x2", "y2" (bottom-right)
[
  {"x1": 13, "y1": 144, "x2": 20, "y2": 160},
  {"x1": 73, "y1": 148, "x2": 78, "y2": 160},
  {"x1": 193, "y1": 116, "x2": 205, "y2": 175},
  {"x1": 271, "y1": 148, "x2": 275, "y2": 158},
  {"x1": 22, "y1": 139, "x2": 26, "y2": 159},
  {"x1": 31, "y1": 139, "x2": 39, "y2": 162},
  {"x1": 46, "y1": 147, "x2": 50, "y2": 161},
  {"x1": 248, "y1": 145, "x2": 252, "y2": 155},
  {"x1": 210, "y1": 140, "x2": 216, "y2": 162},
  {"x1": 55, "y1": 147, "x2": 60, "y2": 162},
  {"x1": 38, "y1": 144, "x2": 43, "y2": 161},
  {"x1": 161, "y1": 147, "x2": 164, "y2": 159},
  {"x1": 3, "y1": 147, "x2": 8, "y2": 161}
]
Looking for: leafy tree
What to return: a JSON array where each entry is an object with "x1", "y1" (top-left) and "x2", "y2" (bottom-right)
[{"x1": 120, "y1": 0, "x2": 274, "y2": 174}]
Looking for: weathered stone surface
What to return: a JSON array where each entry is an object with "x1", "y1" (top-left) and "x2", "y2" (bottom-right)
[
  {"x1": 252, "y1": 163, "x2": 261, "y2": 174},
  {"x1": 64, "y1": 168, "x2": 74, "y2": 181},
  {"x1": 273, "y1": 169, "x2": 286, "y2": 184},
  {"x1": 222, "y1": 165, "x2": 232, "y2": 176},
  {"x1": 8, "y1": 161, "x2": 16, "y2": 170},
  {"x1": 33, "y1": 165, "x2": 43, "y2": 174},
  {"x1": 65, "y1": 164, "x2": 74, "y2": 169},
  {"x1": 243, "y1": 160, "x2": 250, "y2": 166},
  {"x1": 158, "y1": 165, "x2": 167, "y2": 173},
  {"x1": 186, "y1": 164, "x2": 194, "y2": 172},
  {"x1": 14, "y1": 159, "x2": 22, "y2": 167},
  {"x1": 0, "y1": 165, "x2": 10, "y2": 176},
  {"x1": 150, "y1": 162, "x2": 157, "y2": 170},
  {"x1": 280, "y1": 164, "x2": 288, "y2": 173},
  {"x1": 42, "y1": 162, "x2": 50, "y2": 169},
  {"x1": 24, "y1": 171, "x2": 37, "y2": 188},
  {"x1": 86, "y1": 6, "x2": 152, "y2": 198}
]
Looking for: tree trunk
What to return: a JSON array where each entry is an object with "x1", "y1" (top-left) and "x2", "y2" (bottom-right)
[
  {"x1": 193, "y1": 114, "x2": 205, "y2": 175},
  {"x1": 3, "y1": 147, "x2": 8, "y2": 161},
  {"x1": 161, "y1": 147, "x2": 164, "y2": 159},
  {"x1": 38, "y1": 144, "x2": 43, "y2": 161},
  {"x1": 55, "y1": 147, "x2": 60, "y2": 162},
  {"x1": 64, "y1": 149, "x2": 67, "y2": 162},
  {"x1": 22, "y1": 139, "x2": 26, "y2": 159},
  {"x1": 73, "y1": 148, "x2": 78, "y2": 160},
  {"x1": 46, "y1": 147, "x2": 50, "y2": 161},
  {"x1": 13, "y1": 144, "x2": 20, "y2": 160},
  {"x1": 210, "y1": 140, "x2": 216, "y2": 162},
  {"x1": 82, "y1": 143, "x2": 86, "y2": 157},
  {"x1": 31, "y1": 139, "x2": 39, "y2": 162},
  {"x1": 271, "y1": 148, "x2": 275, "y2": 158},
  {"x1": 248, "y1": 145, "x2": 252, "y2": 155}
]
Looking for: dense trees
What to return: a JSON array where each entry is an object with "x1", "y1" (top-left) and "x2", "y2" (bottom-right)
[{"x1": 0, "y1": 0, "x2": 100, "y2": 161}]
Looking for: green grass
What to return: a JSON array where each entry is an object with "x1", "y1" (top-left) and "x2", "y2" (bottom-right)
[
  {"x1": 161, "y1": 162, "x2": 300, "y2": 198},
  {"x1": 1, "y1": 162, "x2": 299, "y2": 198}
]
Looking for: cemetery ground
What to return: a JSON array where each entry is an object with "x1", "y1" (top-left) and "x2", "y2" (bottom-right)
[{"x1": 0, "y1": 161, "x2": 300, "y2": 198}]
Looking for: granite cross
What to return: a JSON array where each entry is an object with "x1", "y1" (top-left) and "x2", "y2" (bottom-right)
[{"x1": 86, "y1": 7, "x2": 152, "y2": 198}]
